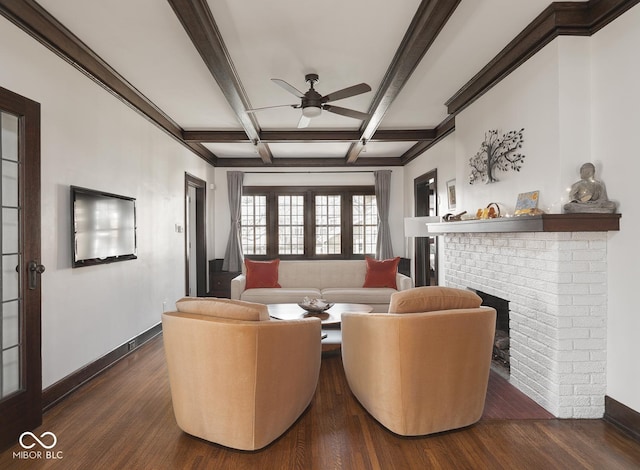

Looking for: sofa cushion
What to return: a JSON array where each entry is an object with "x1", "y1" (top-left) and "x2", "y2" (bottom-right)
[
  {"x1": 321, "y1": 287, "x2": 398, "y2": 305},
  {"x1": 363, "y1": 256, "x2": 400, "y2": 289},
  {"x1": 388, "y1": 287, "x2": 482, "y2": 314},
  {"x1": 241, "y1": 288, "x2": 322, "y2": 304},
  {"x1": 245, "y1": 258, "x2": 281, "y2": 289},
  {"x1": 276, "y1": 260, "x2": 367, "y2": 289},
  {"x1": 175, "y1": 297, "x2": 270, "y2": 321}
]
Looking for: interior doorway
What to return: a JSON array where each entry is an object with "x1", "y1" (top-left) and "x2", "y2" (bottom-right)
[
  {"x1": 414, "y1": 170, "x2": 438, "y2": 287},
  {"x1": 0, "y1": 87, "x2": 42, "y2": 451},
  {"x1": 184, "y1": 174, "x2": 207, "y2": 297}
]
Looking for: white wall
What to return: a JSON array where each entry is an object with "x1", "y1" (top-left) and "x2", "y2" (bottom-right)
[
  {"x1": 415, "y1": 36, "x2": 593, "y2": 217},
  {"x1": 402, "y1": 4, "x2": 640, "y2": 413},
  {"x1": 213, "y1": 167, "x2": 406, "y2": 260},
  {"x1": 0, "y1": 17, "x2": 214, "y2": 388},
  {"x1": 456, "y1": 38, "x2": 569, "y2": 215},
  {"x1": 592, "y1": 5, "x2": 640, "y2": 413}
]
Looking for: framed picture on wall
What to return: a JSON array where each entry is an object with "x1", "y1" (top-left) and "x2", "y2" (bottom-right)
[{"x1": 446, "y1": 179, "x2": 457, "y2": 210}]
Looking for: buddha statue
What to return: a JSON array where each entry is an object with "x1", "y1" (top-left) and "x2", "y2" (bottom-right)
[{"x1": 563, "y1": 163, "x2": 616, "y2": 213}]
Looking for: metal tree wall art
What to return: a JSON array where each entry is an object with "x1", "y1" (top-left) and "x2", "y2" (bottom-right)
[{"x1": 469, "y1": 128, "x2": 525, "y2": 184}]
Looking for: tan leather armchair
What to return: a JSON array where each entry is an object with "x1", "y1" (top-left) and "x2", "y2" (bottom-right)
[
  {"x1": 341, "y1": 287, "x2": 496, "y2": 436},
  {"x1": 162, "y1": 297, "x2": 322, "y2": 450}
]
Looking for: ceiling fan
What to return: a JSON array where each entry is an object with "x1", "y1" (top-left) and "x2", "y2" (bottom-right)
[{"x1": 247, "y1": 73, "x2": 372, "y2": 128}]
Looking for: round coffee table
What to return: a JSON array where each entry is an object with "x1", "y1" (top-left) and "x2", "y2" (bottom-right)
[{"x1": 267, "y1": 303, "x2": 373, "y2": 326}]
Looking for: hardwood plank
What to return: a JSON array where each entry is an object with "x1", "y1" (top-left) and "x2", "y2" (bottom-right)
[
  {"x1": 2, "y1": 336, "x2": 640, "y2": 469},
  {"x1": 483, "y1": 368, "x2": 554, "y2": 420},
  {"x1": 42, "y1": 324, "x2": 162, "y2": 411}
]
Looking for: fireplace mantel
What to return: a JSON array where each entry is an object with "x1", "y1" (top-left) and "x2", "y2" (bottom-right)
[{"x1": 427, "y1": 213, "x2": 621, "y2": 234}]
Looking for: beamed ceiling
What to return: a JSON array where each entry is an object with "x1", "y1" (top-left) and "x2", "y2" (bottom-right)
[{"x1": 0, "y1": 0, "x2": 635, "y2": 167}]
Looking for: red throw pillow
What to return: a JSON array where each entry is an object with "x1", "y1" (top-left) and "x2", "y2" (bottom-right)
[
  {"x1": 244, "y1": 259, "x2": 281, "y2": 289},
  {"x1": 363, "y1": 256, "x2": 400, "y2": 289}
]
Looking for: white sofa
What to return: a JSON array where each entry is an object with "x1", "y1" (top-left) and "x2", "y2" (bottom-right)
[{"x1": 230, "y1": 260, "x2": 413, "y2": 313}]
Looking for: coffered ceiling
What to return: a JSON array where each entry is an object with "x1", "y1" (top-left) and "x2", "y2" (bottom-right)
[{"x1": 1, "y1": 0, "x2": 630, "y2": 167}]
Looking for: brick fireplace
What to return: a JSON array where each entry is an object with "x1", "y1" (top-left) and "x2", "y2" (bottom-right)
[{"x1": 428, "y1": 214, "x2": 620, "y2": 419}]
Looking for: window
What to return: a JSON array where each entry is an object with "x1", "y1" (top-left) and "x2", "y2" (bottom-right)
[
  {"x1": 241, "y1": 186, "x2": 376, "y2": 259},
  {"x1": 241, "y1": 195, "x2": 267, "y2": 255},
  {"x1": 315, "y1": 195, "x2": 341, "y2": 255},
  {"x1": 352, "y1": 195, "x2": 378, "y2": 255},
  {"x1": 278, "y1": 195, "x2": 304, "y2": 255}
]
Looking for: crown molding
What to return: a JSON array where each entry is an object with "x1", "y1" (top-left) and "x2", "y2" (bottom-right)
[{"x1": 445, "y1": 0, "x2": 640, "y2": 116}]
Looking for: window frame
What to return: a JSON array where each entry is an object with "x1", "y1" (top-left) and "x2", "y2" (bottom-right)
[
  {"x1": 351, "y1": 193, "x2": 379, "y2": 256},
  {"x1": 276, "y1": 192, "x2": 306, "y2": 256},
  {"x1": 240, "y1": 193, "x2": 268, "y2": 256},
  {"x1": 242, "y1": 185, "x2": 376, "y2": 260},
  {"x1": 315, "y1": 193, "x2": 343, "y2": 256}
]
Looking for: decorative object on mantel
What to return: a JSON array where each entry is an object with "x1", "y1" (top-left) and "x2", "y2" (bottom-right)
[
  {"x1": 563, "y1": 162, "x2": 617, "y2": 214},
  {"x1": 443, "y1": 211, "x2": 467, "y2": 222},
  {"x1": 514, "y1": 190, "x2": 544, "y2": 216},
  {"x1": 476, "y1": 202, "x2": 501, "y2": 220},
  {"x1": 446, "y1": 179, "x2": 457, "y2": 210},
  {"x1": 469, "y1": 128, "x2": 525, "y2": 184}
]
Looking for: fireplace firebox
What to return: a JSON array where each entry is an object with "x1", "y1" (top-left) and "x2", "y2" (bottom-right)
[{"x1": 473, "y1": 289, "x2": 510, "y2": 374}]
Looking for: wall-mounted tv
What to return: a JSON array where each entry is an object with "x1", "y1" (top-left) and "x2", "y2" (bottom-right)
[{"x1": 71, "y1": 186, "x2": 137, "y2": 268}]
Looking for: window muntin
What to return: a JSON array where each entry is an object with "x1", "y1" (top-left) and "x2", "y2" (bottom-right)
[
  {"x1": 352, "y1": 195, "x2": 378, "y2": 255},
  {"x1": 241, "y1": 195, "x2": 267, "y2": 255},
  {"x1": 278, "y1": 195, "x2": 304, "y2": 255},
  {"x1": 315, "y1": 195, "x2": 341, "y2": 255}
]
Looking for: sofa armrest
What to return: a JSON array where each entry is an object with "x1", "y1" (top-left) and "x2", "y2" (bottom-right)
[
  {"x1": 230, "y1": 274, "x2": 246, "y2": 300},
  {"x1": 396, "y1": 272, "x2": 414, "y2": 291}
]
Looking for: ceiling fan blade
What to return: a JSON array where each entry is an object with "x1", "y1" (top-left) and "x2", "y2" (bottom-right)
[
  {"x1": 297, "y1": 114, "x2": 311, "y2": 128},
  {"x1": 322, "y1": 83, "x2": 371, "y2": 103},
  {"x1": 322, "y1": 105, "x2": 369, "y2": 121},
  {"x1": 272, "y1": 78, "x2": 305, "y2": 98},
  {"x1": 246, "y1": 104, "x2": 298, "y2": 113}
]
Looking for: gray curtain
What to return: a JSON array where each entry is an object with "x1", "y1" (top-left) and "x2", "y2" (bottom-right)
[
  {"x1": 374, "y1": 170, "x2": 393, "y2": 260},
  {"x1": 222, "y1": 171, "x2": 244, "y2": 272}
]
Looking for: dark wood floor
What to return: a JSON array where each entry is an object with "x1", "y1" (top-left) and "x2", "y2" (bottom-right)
[{"x1": 2, "y1": 336, "x2": 640, "y2": 469}]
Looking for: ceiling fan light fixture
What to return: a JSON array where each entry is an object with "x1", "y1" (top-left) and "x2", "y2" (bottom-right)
[
  {"x1": 262, "y1": 75, "x2": 372, "y2": 123},
  {"x1": 302, "y1": 106, "x2": 322, "y2": 118}
]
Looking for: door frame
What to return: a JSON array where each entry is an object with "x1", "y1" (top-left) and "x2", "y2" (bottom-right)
[
  {"x1": 0, "y1": 86, "x2": 42, "y2": 450},
  {"x1": 413, "y1": 170, "x2": 438, "y2": 287},
  {"x1": 184, "y1": 173, "x2": 207, "y2": 297}
]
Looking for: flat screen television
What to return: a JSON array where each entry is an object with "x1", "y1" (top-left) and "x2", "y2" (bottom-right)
[{"x1": 71, "y1": 186, "x2": 137, "y2": 268}]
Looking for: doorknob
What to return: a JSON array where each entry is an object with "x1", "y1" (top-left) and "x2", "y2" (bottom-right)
[{"x1": 28, "y1": 261, "x2": 45, "y2": 290}]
